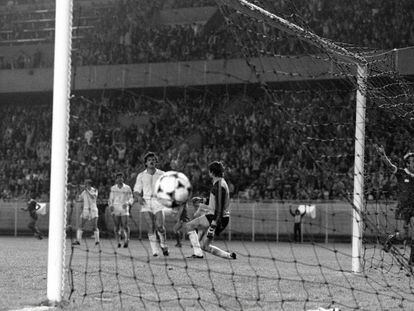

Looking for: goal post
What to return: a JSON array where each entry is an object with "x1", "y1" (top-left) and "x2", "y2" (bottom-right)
[
  {"x1": 216, "y1": 0, "x2": 368, "y2": 273},
  {"x1": 47, "y1": 0, "x2": 73, "y2": 304},
  {"x1": 352, "y1": 63, "x2": 368, "y2": 273}
]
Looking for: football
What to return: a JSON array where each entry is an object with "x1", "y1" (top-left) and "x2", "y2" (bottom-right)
[{"x1": 155, "y1": 171, "x2": 192, "y2": 207}]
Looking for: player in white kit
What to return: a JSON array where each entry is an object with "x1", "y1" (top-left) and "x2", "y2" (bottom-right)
[
  {"x1": 133, "y1": 152, "x2": 169, "y2": 257},
  {"x1": 109, "y1": 172, "x2": 134, "y2": 248},
  {"x1": 73, "y1": 179, "x2": 100, "y2": 246}
]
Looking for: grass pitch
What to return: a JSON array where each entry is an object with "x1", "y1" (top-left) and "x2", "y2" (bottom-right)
[{"x1": 1, "y1": 236, "x2": 414, "y2": 311}]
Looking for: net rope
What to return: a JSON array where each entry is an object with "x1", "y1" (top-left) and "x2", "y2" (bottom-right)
[{"x1": 64, "y1": 0, "x2": 414, "y2": 310}]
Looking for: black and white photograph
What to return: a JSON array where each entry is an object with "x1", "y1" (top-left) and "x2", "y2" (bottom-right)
[{"x1": 1, "y1": 0, "x2": 414, "y2": 310}]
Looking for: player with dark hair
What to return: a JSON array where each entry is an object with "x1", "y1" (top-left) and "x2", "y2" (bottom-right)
[
  {"x1": 377, "y1": 145, "x2": 414, "y2": 264},
  {"x1": 185, "y1": 161, "x2": 236, "y2": 259},
  {"x1": 109, "y1": 172, "x2": 133, "y2": 248},
  {"x1": 21, "y1": 197, "x2": 43, "y2": 240},
  {"x1": 133, "y1": 152, "x2": 169, "y2": 256},
  {"x1": 73, "y1": 179, "x2": 100, "y2": 246}
]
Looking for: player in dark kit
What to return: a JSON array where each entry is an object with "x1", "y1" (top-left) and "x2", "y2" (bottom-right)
[
  {"x1": 21, "y1": 198, "x2": 43, "y2": 240},
  {"x1": 185, "y1": 161, "x2": 236, "y2": 259},
  {"x1": 377, "y1": 145, "x2": 414, "y2": 264}
]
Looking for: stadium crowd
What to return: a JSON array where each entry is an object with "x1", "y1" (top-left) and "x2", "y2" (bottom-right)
[
  {"x1": 0, "y1": 88, "x2": 410, "y2": 203},
  {"x1": 0, "y1": 0, "x2": 413, "y2": 203},
  {"x1": 1, "y1": 0, "x2": 414, "y2": 68}
]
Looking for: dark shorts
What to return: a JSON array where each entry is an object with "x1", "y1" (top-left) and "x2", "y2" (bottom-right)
[{"x1": 205, "y1": 214, "x2": 229, "y2": 236}]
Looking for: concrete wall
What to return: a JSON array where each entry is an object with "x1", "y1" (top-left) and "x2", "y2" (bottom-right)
[
  {"x1": 0, "y1": 56, "x2": 341, "y2": 93},
  {"x1": 0, "y1": 200, "x2": 399, "y2": 242},
  {"x1": 2, "y1": 47, "x2": 414, "y2": 94}
]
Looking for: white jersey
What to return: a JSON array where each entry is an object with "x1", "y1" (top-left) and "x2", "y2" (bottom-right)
[
  {"x1": 79, "y1": 187, "x2": 98, "y2": 219},
  {"x1": 109, "y1": 183, "x2": 133, "y2": 209},
  {"x1": 133, "y1": 169, "x2": 165, "y2": 200},
  {"x1": 134, "y1": 168, "x2": 165, "y2": 213}
]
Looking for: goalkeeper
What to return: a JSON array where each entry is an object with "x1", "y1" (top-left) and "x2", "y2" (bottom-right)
[
  {"x1": 185, "y1": 161, "x2": 236, "y2": 260},
  {"x1": 376, "y1": 145, "x2": 414, "y2": 264}
]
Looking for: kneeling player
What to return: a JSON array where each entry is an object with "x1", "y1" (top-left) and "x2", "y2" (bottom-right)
[
  {"x1": 173, "y1": 196, "x2": 209, "y2": 247},
  {"x1": 109, "y1": 172, "x2": 133, "y2": 248},
  {"x1": 185, "y1": 161, "x2": 236, "y2": 260}
]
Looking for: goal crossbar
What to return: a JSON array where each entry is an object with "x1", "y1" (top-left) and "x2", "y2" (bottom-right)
[{"x1": 216, "y1": 0, "x2": 367, "y2": 65}]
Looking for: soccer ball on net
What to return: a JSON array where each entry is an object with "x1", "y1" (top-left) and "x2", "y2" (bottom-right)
[{"x1": 155, "y1": 171, "x2": 192, "y2": 207}]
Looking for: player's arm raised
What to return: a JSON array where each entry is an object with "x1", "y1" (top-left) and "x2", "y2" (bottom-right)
[
  {"x1": 375, "y1": 144, "x2": 397, "y2": 173},
  {"x1": 86, "y1": 187, "x2": 98, "y2": 199}
]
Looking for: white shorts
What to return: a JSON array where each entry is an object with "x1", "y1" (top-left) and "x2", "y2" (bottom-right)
[
  {"x1": 140, "y1": 197, "x2": 165, "y2": 214},
  {"x1": 112, "y1": 206, "x2": 129, "y2": 217},
  {"x1": 80, "y1": 208, "x2": 98, "y2": 220}
]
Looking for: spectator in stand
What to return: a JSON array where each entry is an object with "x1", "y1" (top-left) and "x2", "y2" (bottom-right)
[{"x1": 2, "y1": 0, "x2": 414, "y2": 67}]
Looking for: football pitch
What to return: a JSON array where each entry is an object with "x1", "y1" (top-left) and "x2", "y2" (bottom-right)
[{"x1": 1, "y1": 237, "x2": 414, "y2": 311}]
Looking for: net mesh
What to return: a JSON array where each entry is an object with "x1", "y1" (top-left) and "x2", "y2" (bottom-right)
[{"x1": 64, "y1": 0, "x2": 414, "y2": 310}]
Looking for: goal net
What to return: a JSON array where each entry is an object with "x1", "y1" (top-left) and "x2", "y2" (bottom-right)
[{"x1": 58, "y1": 0, "x2": 414, "y2": 310}]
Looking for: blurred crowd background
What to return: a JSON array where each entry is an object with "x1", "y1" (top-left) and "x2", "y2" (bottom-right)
[
  {"x1": 1, "y1": 0, "x2": 414, "y2": 69},
  {"x1": 0, "y1": 0, "x2": 413, "y2": 203}
]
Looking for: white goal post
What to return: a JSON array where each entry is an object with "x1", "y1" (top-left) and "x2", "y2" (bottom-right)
[
  {"x1": 46, "y1": 0, "x2": 73, "y2": 304},
  {"x1": 216, "y1": 0, "x2": 368, "y2": 273}
]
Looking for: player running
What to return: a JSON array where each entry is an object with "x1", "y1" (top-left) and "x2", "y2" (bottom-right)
[
  {"x1": 73, "y1": 179, "x2": 100, "y2": 246},
  {"x1": 109, "y1": 172, "x2": 134, "y2": 248},
  {"x1": 133, "y1": 152, "x2": 169, "y2": 257},
  {"x1": 376, "y1": 145, "x2": 414, "y2": 264},
  {"x1": 185, "y1": 161, "x2": 236, "y2": 260}
]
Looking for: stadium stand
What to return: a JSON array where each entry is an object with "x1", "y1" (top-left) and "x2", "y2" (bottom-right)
[
  {"x1": 1, "y1": 0, "x2": 414, "y2": 68},
  {"x1": 0, "y1": 0, "x2": 413, "y2": 202},
  {"x1": 0, "y1": 88, "x2": 408, "y2": 203}
]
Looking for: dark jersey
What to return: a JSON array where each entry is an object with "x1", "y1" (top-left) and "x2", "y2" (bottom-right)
[
  {"x1": 395, "y1": 168, "x2": 414, "y2": 208},
  {"x1": 27, "y1": 200, "x2": 38, "y2": 219},
  {"x1": 210, "y1": 178, "x2": 230, "y2": 220}
]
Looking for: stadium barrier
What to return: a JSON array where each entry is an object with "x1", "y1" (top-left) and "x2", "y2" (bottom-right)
[
  {"x1": 0, "y1": 200, "x2": 398, "y2": 242},
  {"x1": 1, "y1": 47, "x2": 414, "y2": 94}
]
